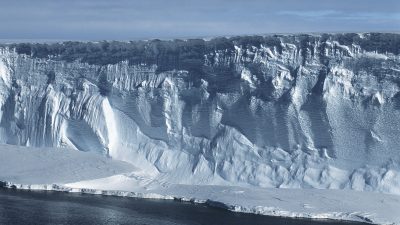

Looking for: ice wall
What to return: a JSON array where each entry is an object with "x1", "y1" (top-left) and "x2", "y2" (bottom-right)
[{"x1": 0, "y1": 34, "x2": 399, "y2": 194}]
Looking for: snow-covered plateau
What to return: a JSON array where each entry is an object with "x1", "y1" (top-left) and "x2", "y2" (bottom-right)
[{"x1": 0, "y1": 33, "x2": 400, "y2": 224}]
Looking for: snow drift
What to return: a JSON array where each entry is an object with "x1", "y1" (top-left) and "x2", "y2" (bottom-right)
[{"x1": 0, "y1": 33, "x2": 399, "y2": 194}]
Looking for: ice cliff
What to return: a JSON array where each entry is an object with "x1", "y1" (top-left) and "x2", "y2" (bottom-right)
[{"x1": 0, "y1": 33, "x2": 399, "y2": 194}]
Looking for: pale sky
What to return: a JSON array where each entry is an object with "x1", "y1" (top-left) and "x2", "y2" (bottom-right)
[{"x1": 0, "y1": 0, "x2": 399, "y2": 40}]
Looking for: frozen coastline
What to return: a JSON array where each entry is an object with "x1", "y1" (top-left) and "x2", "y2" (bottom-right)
[{"x1": 1, "y1": 145, "x2": 399, "y2": 225}]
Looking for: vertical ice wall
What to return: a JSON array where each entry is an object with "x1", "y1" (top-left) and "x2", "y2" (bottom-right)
[{"x1": 0, "y1": 34, "x2": 399, "y2": 194}]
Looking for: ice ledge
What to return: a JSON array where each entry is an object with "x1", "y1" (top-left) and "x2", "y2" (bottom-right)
[
  {"x1": 1, "y1": 180, "x2": 398, "y2": 225},
  {"x1": 0, "y1": 181, "x2": 174, "y2": 200}
]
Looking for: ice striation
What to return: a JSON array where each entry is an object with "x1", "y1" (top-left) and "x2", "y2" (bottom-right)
[{"x1": 0, "y1": 33, "x2": 399, "y2": 194}]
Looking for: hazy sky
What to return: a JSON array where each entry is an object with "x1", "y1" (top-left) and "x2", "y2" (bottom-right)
[{"x1": 1, "y1": 0, "x2": 399, "y2": 40}]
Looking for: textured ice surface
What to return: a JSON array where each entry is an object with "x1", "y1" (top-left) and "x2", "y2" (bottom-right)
[{"x1": 0, "y1": 34, "x2": 399, "y2": 194}]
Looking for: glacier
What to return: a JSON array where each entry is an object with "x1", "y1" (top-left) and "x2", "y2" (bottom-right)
[{"x1": 0, "y1": 33, "x2": 399, "y2": 195}]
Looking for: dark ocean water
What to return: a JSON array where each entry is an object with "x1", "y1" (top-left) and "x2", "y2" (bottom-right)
[{"x1": 0, "y1": 189, "x2": 369, "y2": 225}]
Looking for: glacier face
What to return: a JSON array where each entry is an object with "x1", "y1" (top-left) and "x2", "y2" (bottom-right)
[{"x1": 0, "y1": 33, "x2": 400, "y2": 194}]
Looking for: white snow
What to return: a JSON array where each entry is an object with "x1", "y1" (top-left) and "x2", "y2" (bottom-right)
[
  {"x1": 0, "y1": 144, "x2": 134, "y2": 184},
  {"x1": 1, "y1": 144, "x2": 399, "y2": 225},
  {"x1": 64, "y1": 174, "x2": 400, "y2": 225},
  {"x1": 240, "y1": 68, "x2": 257, "y2": 88}
]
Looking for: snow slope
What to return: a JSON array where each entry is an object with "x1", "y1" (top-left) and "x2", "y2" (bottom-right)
[
  {"x1": 0, "y1": 144, "x2": 135, "y2": 184},
  {"x1": 0, "y1": 144, "x2": 399, "y2": 225}
]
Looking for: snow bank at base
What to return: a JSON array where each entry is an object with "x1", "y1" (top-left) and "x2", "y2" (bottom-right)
[
  {"x1": 1, "y1": 145, "x2": 399, "y2": 225},
  {"x1": 0, "y1": 144, "x2": 135, "y2": 184},
  {"x1": 2, "y1": 175, "x2": 400, "y2": 225},
  {"x1": 65, "y1": 175, "x2": 400, "y2": 225}
]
